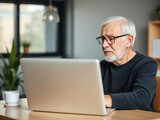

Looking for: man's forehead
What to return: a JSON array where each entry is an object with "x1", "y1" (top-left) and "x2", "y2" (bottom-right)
[
  {"x1": 101, "y1": 21, "x2": 122, "y2": 35},
  {"x1": 102, "y1": 21, "x2": 121, "y2": 29}
]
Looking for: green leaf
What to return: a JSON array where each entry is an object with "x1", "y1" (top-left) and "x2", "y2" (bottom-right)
[
  {"x1": 10, "y1": 69, "x2": 16, "y2": 90},
  {"x1": 8, "y1": 41, "x2": 16, "y2": 69},
  {"x1": 0, "y1": 66, "x2": 4, "y2": 81},
  {"x1": 14, "y1": 54, "x2": 22, "y2": 72},
  {"x1": 2, "y1": 65, "x2": 9, "y2": 83},
  {"x1": 3, "y1": 67, "x2": 12, "y2": 90},
  {"x1": 0, "y1": 54, "x2": 8, "y2": 70},
  {"x1": 0, "y1": 73, "x2": 4, "y2": 83},
  {"x1": 15, "y1": 77, "x2": 20, "y2": 90}
]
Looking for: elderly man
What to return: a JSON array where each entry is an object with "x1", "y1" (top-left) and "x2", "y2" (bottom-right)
[{"x1": 96, "y1": 16, "x2": 157, "y2": 111}]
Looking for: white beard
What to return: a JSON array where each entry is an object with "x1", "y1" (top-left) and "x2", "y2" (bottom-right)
[
  {"x1": 104, "y1": 42, "x2": 126, "y2": 62},
  {"x1": 104, "y1": 50, "x2": 125, "y2": 62}
]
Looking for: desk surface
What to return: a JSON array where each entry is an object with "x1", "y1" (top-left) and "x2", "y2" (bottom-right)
[{"x1": 0, "y1": 99, "x2": 160, "y2": 120}]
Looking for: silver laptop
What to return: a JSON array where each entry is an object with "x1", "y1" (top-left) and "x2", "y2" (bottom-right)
[{"x1": 20, "y1": 58, "x2": 115, "y2": 115}]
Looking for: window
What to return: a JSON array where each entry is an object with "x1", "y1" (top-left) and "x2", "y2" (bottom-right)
[
  {"x1": 0, "y1": 3, "x2": 14, "y2": 53},
  {"x1": 20, "y1": 4, "x2": 59, "y2": 54},
  {"x1": 0, "y1": 0, "x2": 65, "y2": 57}
]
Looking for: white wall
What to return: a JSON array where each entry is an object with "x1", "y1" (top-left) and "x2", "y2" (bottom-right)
[{"x1": 73, "y1": 0, "x2": 160, "y2": 60}]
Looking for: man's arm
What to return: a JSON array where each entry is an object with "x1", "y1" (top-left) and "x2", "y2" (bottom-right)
[{"x1": 106, "y1": 61, "x2": 157, "y2": 110}]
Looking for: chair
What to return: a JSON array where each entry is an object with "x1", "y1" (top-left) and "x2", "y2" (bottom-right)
[{"x1": 154, "y1": 77, "x2": 160, "y2": 112}]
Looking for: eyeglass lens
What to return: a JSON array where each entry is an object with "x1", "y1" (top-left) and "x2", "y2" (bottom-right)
[{"x1": 98, "y1": 36, "x2": 115, "y2": 44}]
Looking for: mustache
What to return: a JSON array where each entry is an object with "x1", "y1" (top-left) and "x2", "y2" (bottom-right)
[{"x1": 103, "y1": 48, "x2": 115, "y2": 53}]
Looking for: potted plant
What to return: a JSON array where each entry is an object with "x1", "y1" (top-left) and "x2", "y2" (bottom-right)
[
  {"x1": 0, "y1": 41, "x2": 23, "y2": 104},
  {"x1": 21, "y1": 41, "x2": 31, "y2": 54}
]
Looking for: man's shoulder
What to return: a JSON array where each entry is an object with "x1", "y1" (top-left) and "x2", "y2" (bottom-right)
[
  {"x1": 134, "y1": 52, "x2": 157, "y2": 69},
  {"x1": 136, "y1": 52, "x2": 157, "y2": 63}
]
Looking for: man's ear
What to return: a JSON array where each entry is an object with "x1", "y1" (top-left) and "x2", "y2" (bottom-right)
[{"x1": 126, "y1": 34, "x2": 133, "y2": 47}]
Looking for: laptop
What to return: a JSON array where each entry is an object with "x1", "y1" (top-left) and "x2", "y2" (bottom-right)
[{"x1": 20, "y1": 58, "x2": 115, "y2": 115}]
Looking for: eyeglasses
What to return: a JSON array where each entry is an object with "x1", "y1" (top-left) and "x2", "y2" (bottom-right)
[{"x1": 96, "y1": 34, "x2": 129, "y2": 44}]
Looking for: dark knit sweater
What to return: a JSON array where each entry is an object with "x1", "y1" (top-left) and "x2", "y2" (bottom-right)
[{"x1": 100, "y1": 52, "x2": 157, "y2": 111}]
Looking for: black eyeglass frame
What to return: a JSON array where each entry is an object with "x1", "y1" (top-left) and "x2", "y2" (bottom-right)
[{"x1": 96, "y1": 34, "x2": 129, "y2": 44}]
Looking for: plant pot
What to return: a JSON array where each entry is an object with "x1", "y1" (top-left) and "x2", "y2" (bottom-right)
[
  {"x1": 23, "y1": 47, "x2": 29, "y2": 54},
  {"x1": 1, "y1": 90, "x2": 20, "y2": 106}
]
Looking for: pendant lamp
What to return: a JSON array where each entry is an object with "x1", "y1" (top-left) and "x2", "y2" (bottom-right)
[{"x1": 42, "y1": 0, "x2": 60, "y2": 23}]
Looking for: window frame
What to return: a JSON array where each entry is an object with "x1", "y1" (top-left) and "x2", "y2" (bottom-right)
[{"x1": 0, "y1": 0, "x2": 66, "y2": 58}]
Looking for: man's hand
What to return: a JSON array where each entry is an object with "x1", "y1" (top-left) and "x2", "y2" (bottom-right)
[{"x1": 104, "y1": 95, "x2": 112, "y2": 108}]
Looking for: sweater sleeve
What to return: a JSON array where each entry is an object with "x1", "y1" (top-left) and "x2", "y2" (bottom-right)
[{"x1": 110, "y1": 60, "x2": 157, "y2": 110}]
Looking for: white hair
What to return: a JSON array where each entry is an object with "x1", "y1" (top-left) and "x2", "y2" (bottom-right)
[{"x1": 101, "y1": 16, "x2": 136, "y2": 47}]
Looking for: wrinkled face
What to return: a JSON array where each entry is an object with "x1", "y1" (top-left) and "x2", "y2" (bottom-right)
[{"x1": 101, "y1": 21, "x2": 127, "y2": 62}]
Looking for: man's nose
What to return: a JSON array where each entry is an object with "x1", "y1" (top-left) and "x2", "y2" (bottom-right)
[{"x1": 102, "y1": 40, "x2": 110, "y2": 48}]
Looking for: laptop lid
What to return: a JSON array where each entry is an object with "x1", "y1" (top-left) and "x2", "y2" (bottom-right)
[{"x1": 20, "y1": 58, "x2": 112, "y2": 115}]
